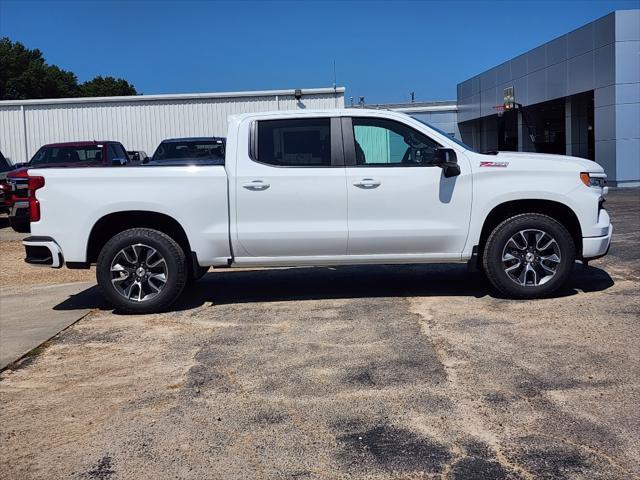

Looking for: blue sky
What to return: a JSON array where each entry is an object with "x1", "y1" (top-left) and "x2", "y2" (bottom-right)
[{"x1": 1, "y1": 0, "x2": 638, "y2": 103}]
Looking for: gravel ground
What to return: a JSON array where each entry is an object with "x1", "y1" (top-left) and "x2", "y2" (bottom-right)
[{"x1": 0, "y1": 189, "x2": 638, "y2": 479}]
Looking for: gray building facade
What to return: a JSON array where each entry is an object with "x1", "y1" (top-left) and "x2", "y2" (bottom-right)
[{"x1": 457, "y1": 10, "x2": 640, "y2": 186}]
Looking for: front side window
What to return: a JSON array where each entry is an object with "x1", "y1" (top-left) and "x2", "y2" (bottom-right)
[
  {"x1": 352, "y1": 117, "x2": 441, "y2": 166},
  {"x1": 256, "y1": 118, "x2": 332, "y2": 167}
]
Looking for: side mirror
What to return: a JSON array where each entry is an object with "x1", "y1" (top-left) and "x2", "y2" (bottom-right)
[
  {"x1": 433, "y1": 148, "x2": 460, "y2": 178},
  {"x1": 142, "y1": 156, "x2": 150, "y2": 164},
  {"x1": 111, "y1": 157, "x2": 128, "y2": 166}
]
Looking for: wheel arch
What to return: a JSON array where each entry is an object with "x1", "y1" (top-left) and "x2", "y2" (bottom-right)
[
  {"x1": 87, "y1": 211, "x2": 192, "y2": 264},
  {"x1": 476, "y1": 200, "x2": 583, "y2": 263}
]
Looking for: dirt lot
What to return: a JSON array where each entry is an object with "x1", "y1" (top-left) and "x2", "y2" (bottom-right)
[
  {"x1": 0, "y1": 217, "x2": 94, "y2": 290},
  {"x1": 1, "y1": 190, "x2": 638, "y2": 479}
]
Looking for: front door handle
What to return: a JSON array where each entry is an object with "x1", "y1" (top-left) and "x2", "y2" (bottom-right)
[
  {"x1": 242, "y1": 180, "x2": 270, "y2": 191},
  {"x1": 353, "y1": 178, "x2": 381, "y2": 189}
]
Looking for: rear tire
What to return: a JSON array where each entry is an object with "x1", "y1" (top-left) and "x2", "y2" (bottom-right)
[
  {"x1": 9, "y1": 217, "x2": 30, "y2": 233},
  {"x1": 96, "y1": 228, "x2": 187, "y2": 314},
  {"x1": 482, "y1": 213, "x2": 575, "y2": 298}
]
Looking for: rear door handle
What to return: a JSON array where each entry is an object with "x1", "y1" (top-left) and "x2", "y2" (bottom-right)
[
  {"x1": 353, "y1": 178, "x2": 381, "y2": 189},
  {"x1": 242, "y1": 180, "x2": 270, "y2": 191}
]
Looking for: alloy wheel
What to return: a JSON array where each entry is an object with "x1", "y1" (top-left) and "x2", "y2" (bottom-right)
[
  {"x1": 501, "y1": 229, "x2": 561, "y2": 286},
  {"x1": 110, "y1": 243, "x2": 168, "y2": 302}
]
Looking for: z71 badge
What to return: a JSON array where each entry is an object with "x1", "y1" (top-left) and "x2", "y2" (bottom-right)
[{"x1": 479, "y1": 161, "x2": 509, "y2": 167}]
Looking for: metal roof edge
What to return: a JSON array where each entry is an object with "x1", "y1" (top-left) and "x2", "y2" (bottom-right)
[{"x1": 0, "y1": 86, "x2": 346, "y2": 107}]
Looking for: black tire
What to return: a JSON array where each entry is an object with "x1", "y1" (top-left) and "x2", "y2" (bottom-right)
[
  {"x1": 482, "y1": 213, "x2": 576, "y2": 298},
  {"x1": 9, "y1": 217, "x2": 30, "y2": 233},
  {"x1": 96, "y1": 228, "x2": 187, "y2": 314},
  {"x1": 187, "y1": 265, "x2": 209, "y2": 284}
]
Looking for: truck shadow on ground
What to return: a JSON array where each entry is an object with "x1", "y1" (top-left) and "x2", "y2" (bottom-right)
[{"x1": 53, "y1": 263, "x2": 614, "y2": 313}]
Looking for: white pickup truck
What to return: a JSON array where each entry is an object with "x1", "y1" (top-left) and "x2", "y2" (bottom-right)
[{"x1": 22, "y1": 109, "x2": 612, "y2": 313}]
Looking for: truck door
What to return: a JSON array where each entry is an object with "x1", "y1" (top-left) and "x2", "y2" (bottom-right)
[
  {"x1": 343, "y1": 116, "x2": 472, "y2": 256},
  {"x1": 235, "y1": 116, "x2": 348, "y2": 258}
]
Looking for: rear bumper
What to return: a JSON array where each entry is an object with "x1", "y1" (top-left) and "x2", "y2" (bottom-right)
[
  {"x1": 10, "y1": 201, "x2": 28, "y2": 217},
  {"x1": 582, "y1": 224, "x2": 613, "y2": 260},
  {"x1": 23, "y1": 236, "x2": 63, "y2": 268}
]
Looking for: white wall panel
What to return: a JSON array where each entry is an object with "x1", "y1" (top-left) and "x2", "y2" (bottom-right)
[
  {"x1": 0, "y1": 106, "x2": 26, "y2": 163},
  {"x1": 0, "y1": 88, "x2": 344, "y2": 163}
]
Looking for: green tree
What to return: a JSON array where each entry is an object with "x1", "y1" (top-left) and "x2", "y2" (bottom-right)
[
  {"x1": 0, "y1": 37, "x2": 137, "y2": 100},
  {"x1": 0, "y1": 37, "x2": 80, "y2": 99},
  {"x1": 80, "y1": 76, "x2": 137, "y2": 97}
]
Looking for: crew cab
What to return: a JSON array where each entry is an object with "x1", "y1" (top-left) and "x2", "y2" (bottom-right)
[
  {"x1": 7, "y1": 141, "x2": 129, "y2": 232},
  {"x1": 22, "y1": 109, "x2": 612, "y2": 313}
]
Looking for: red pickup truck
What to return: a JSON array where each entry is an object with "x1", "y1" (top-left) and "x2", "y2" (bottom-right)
[{"x1": 7, "y1": 141, "x2": 129, "y2": 232}]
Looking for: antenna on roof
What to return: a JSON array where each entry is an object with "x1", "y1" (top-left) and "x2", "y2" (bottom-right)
[
  {"x1": 410, "y1": 91, "x2": 415, "y2": 103},
  {"x1": 332, "y1": 60, "x2": 337, "y2": 90}
]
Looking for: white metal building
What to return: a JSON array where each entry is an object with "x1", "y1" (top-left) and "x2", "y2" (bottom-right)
[{"x1": 0, "y1": 87, "x2": 345, "y2": 163}]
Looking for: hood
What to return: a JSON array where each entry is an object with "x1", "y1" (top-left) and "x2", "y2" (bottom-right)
[
  {"x1": 486, "y1": 151, "x2": 605, "y2": 174},
  {"x1": 6, "y1": 166, "x2": 29, "y2": 178}
]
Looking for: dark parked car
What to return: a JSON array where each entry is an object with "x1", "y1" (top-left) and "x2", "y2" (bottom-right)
[
  {"x1": 149, "y1": 137, "x2": 225, "y2": 165},
  {"x1": 7, "y1": 141, "x2": 129, "y2": 232},
  {"x1": 0, "y1": 150, "x2": 17, "y2": 214},
  {"x1": 127, "y1": 150, "x2": 149, "y2": 164}
]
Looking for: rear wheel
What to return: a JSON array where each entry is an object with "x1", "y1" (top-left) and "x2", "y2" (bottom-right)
[
  {"x1": 483, "y1": 213, "x2": 575, "y2": 298},
  {"x1": 9, "y1": 217, "x2": 30, "y2": 233},
  {"x1": 96, "y1": 228, "x2": 187, "y2": 313}
]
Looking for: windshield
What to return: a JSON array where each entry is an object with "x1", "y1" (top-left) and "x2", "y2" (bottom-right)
[
  {"x1": 0, "y1": 151, "x2": 10, "y2": 172},
  {"x1": 414, "y1": 119, "x2": 475, "y2": 151},
  {"x1": 152, "y1": 140, "x2": 225, "y2": 163},
  {"x1": 30, "y1": 146, "x2": 103, "y2": 166}
]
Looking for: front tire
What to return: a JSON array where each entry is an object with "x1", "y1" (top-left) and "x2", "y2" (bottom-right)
[
  {"x1": 96, "y1": 228, "x2": 187, "y2": 314},
  {"x1": 483, "y1": 213, "x2": 576, "y2": 298}
]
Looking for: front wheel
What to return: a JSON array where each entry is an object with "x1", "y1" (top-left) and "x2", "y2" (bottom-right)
[
  {"x1": 483, "y1": 213, "x2": 576, "y2": 298},
  {"x1": 96, "y1": 228, "x2": 187, "y2": 313}
]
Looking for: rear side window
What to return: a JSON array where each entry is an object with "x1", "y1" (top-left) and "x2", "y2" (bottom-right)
[{"x1": 256, "y1": 118, "x2": 332, "y2": 167}]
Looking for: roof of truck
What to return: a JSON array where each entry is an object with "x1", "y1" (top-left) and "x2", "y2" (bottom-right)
[
  {"x1": 160, "y1": 137, "x2": 225, "y2": 143},
  {"x1": 43, "y1": 141, "x2": 116, "y2": 147}
]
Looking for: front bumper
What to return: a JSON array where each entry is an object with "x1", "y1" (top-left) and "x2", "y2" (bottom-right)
[
  {"x1": 582, "y1": 224, "x2": 613, "y2": 260},
  {"x1": 23, "y1": 236, "x2": 63, "y2": 268}
]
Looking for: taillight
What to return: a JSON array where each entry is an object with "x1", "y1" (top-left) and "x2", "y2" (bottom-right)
[{"x1": 27, "y1": 176, "x2": 45, "y2": 222}]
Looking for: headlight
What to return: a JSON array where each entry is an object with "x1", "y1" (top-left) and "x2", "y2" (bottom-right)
[{"x1": 580, "y1": 172, "x2": 606, "y2": 188}]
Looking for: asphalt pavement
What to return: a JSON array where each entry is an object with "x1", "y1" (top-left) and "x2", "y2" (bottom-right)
[{"x1": 0, "y1": 189, "x2": 638, "y2": 479}]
